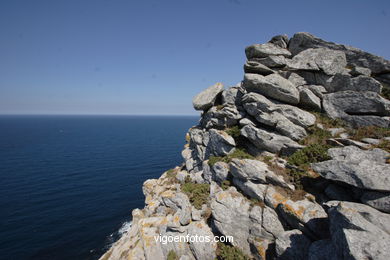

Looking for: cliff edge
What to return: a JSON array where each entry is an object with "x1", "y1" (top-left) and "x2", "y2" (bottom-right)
[{"x1": 100, "y1": 32, "x2": 390, "y2": 260}]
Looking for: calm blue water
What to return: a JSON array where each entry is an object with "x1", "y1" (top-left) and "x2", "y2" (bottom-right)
[{"x1": 0, "y1": 115, "x2": 197, "y2": 260}]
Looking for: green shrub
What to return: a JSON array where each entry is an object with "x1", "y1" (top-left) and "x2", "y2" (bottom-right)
[
  {"x1": 181, "y1": 181, "x2": 210, "y2": 209},
  {"x1": 300, "y1": 126, "x2": 332, "y2": 145},
  {"x1": 216, "y1": 243, "x2": 250, "y2": 260},
  {"x1": 221, "y1": 180, "x2": 231, "y2": 190},
  {"x1": 208, "y1": 149, "x2": 254, "y2": 166},
  {"x1": 167, "y1": 250, "x2": 178, "y2": 260},
  {"x1": 381, "y1": 86, "x2": 390, "y2": 100},
  {"x1": 166, "y1": 168, "x2": 176, "y2": 178},
  {"x1": 225, "y1": 126, "x2": 241, "y2": 139},
  {"x1": 287, "y1": 144, "x2": 331, "y2": 168}
]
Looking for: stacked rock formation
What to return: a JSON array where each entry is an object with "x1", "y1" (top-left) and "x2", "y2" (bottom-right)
[{"x1": 100, "y1": 32, "x2": 390, "y2": 260}]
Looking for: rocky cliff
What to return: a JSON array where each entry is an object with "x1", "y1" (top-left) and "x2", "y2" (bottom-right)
[{"x1": 100, "y1": 32, "x2": 390, "y2": 260}]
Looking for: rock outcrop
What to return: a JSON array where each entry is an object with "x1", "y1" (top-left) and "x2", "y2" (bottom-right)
[{"x1": 100, "y1": 33, "x2": 390, "y2": 260}]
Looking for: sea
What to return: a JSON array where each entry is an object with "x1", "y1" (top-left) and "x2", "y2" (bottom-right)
[{"x1": 0, "y1": 115, "x2": 198, "y2": 260}]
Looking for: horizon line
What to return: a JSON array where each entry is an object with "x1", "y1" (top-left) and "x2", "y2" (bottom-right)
[{"x1": 0, "y1": 113, "x2": 199, "y2": 117}]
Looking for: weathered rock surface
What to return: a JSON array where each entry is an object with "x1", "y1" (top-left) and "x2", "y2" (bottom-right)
[
  {"x1": 328, "y1": 201, "x2": 390, "y2": 260},
  {"x1": 312, "y1": 146, "x2": 390, "y2": 192},
  {"x1": 299, "y1": 88, "x2": 321, "y2": 110},
  {"x1": 361, "y1": 191, "x2": 390, "y2": 213},
  {"x1": 192, "y1": 82, "x2": 224, "y2": 111},
  {"x1": 246, "y1": 42, "x2": 291, "y2": 59},
  {"x1": 208, "y1": 129, "x2": 236, "y2": 156},
  {"x1": 288, "y1": 47, "x2": 347, "y2": 75},
  {"x1": 275, "y1": 229, "x2": 311, "y2": 260},
  {"x1": 323, "y1": 90, "x2": 390, "y2": 127},
  {"x1": 243, "y1": 73, "x2": 300, "y2": 105},
  {"x1": 241, "y1": 124, "x2": 303, "y2": 155},
  {"x1": 244, "y1": 60, "x2": 274, "y2": 75},
  {"x1": 288, "y1": 32, "x2": 390, "y2": 74}
]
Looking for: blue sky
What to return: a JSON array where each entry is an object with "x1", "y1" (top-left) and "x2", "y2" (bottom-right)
[{"x1": 1, "y1": 0, "x2": 389, "y2": 115}]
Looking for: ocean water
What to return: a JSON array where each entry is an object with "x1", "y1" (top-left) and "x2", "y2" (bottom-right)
[{"x1": 0, "y1": 115, "x2": 197, "y2": 260}]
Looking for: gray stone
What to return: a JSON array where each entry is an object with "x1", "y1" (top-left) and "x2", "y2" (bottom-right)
[
  {"x1": 275, "y1": 229, "x2": 311, "y2": 260},
  {"x1": 288, "y1": 72, "x2": 307, "y2": 87},
  {"x1": 288, "y1": 32, "x2": 390, "y2": 74},
  {"x1": 255, "y1": 55, "x2": 287, "y2": 68},
  {"x1": 361, "y1": 191, "x2": 390, "y2": 213},
  {"x1": 242, "y1": 92, "x2": 315, "y2": 129},
  {"x1": 350, "y1": 66, "x2": 371, "y2": 76},
  {"x1": 288, "y1": 48, "x2": 347, "y2": 75},
  {"x1": 361, "y1": 138, "x2": 381, "y2": 145},
  {"x1": 208, "y1": 129, "x2": 236, "y2": 156},
  {"x1": 262, "y1": 206, "x2": 285, "y2": 237},
  {"x1": 333, "y1": 138, "x2": 371, "y2": 149},
  {"x1": 328, "y1": 201, "x2": 390, "y2": 260},
  {"x1": 329, "y1": 74, "x2": 383, "y2": 93},
  {"x1": 277, "y1": 198, "x2": 328, "y2": 238},
  {"x1": 211, "y1": 188, "x2": 252, "y2": 254},
  {"x1": 269, "y1": 34, "x2": 289, "y2": 48},
  {"x1": 323, "y1": 90, "x2": 390, "y2": 127},
  {"x1": 246, "y1": 43, "x2": 291, "y2": 59},
  {"x1": 230, "y1": 159, "x2": 290, "y2": 188},
  {"x1": 239, "y1": 118, "x2": 256, "y2": 127},
  {"x1": 244, "y1": 60, "x2": 274, "y2": 75},
  {"x1": 243, "y1": 73, "x2": 300, "y2": 105},
  {"x1": 232, "y1": 178, "x2": 268, "y2": 201},
  {"x1": 299, "y1": 88, "x2": 321, "y2": 110},
  {"x1": 241, "y1": 124, "x2": 303, "y2": 155},
  {"x1": 222, "y1": 85, "x2": 244, "y2": 106},
  {"x1": 307, "y1": 85, "x2": 327, "y2": 98},
  {"x1": 187, "y1": 221, "x2": 217, "y2": 260},
  {"x1": 200, "y1": 105, "x2": 244, "y2": 129},
  {"x1": 212, "y1": 161, "x2": 229, "y2": 183},
  {"x1": 312, "y1": 146, "x2": 390, "y2": 192},
  {"x1": 193, "y1": 82, "x2": 224, "y2": 111}
]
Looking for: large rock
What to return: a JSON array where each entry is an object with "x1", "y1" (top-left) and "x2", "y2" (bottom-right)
[
  {"x1": 269, "y1": 34, "x2": 289, "y2": 48},
  {"x1": 221, "y1": 85, "x2": 244, "y2": 106},
  {"x1": 312, "y1": 146, "x2": 390, "y2": 192},
  {"x1": 255, "y1": 55, "x2": 287, "y2": 68},
  {"x1": 230, "y1": 159, "x2": 290, "y2": 189},
  {"x1": 200, "y1": 105, "x2": 244, "y2": 129},
  {"x1": 275, "y1": 229, "x2": 311, "y2": 260},
  {"x1": 244, "y1": 60, "x2": 274, "y2": 75},
  {"x1": 187, "y1": 220, "x2": 217, "y2": 260},
  {"x1": 360, "y1": 191, "x2": 390, "y2": 213},
  {"x1": 288, "y1": 48, "x2": 347, "y2": 75},
  {"x1": 241, "y1": 124, "x2": 303, "y2": 155},
  {"x1": 211, "y1": 161, "x2": 229, "y2": 183},
  {"x1": 262, "y1": 206, "x2": 285, "y2": 237},
  {"x1": 288, "y1": 32, "x2": 390, "y2": 74},
  {"x1": 192, "y1": 82, "x2": 224, "y2": 111},
  {"x1": 326, "y1": 74, "x2": 382, "y2": 93},
  {"x1": 211, "y1": 187, "x2": 252, "y2": 254},
  {"x1": 328, "y1": 201, "x2": 390, "y2": 260},
  {"x1": 207, "y1": 129, "x2": 235, "y2": 157},
  {"x1": 299, "y1": 88, "x2": 321, "y2": 110},
  {"x1": 245, "y1": 42, "x2": 291, "y2": 59},
  {"x1": 243, "y1": 73, "x2": 300, "y2": 105},
  {"x1": 323, "y1": 90, "x2": 390, "y2": 127},
  {"x1": 232, "y1": 178, "x2": 268, "y2": 201}
]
